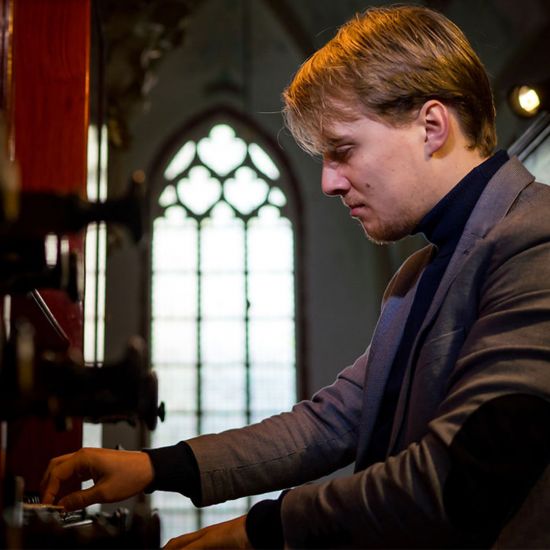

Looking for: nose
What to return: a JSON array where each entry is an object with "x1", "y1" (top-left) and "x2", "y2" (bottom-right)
[{"x1": 321, "y1": 160, "x2": 350, "y2": 196}]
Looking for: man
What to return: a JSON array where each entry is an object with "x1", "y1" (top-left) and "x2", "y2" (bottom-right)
[{"x1": 41, "y1": 5, "x2": 550, "y2": 548}]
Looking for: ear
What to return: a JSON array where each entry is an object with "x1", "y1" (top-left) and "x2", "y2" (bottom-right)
[{"x1": 419, "y1": 100, "x2": 449, "y2": 157}]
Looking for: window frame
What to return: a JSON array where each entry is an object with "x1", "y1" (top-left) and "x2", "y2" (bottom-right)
[{"x1": 143, "y1": 107, "x2": 307, "y2": 532}]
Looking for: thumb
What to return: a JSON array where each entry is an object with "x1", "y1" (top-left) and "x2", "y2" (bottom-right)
[{"x1": 58, "y1": 484, "x2": 104, "y2": 511}]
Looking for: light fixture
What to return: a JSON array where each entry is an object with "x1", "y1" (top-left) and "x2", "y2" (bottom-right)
[{"x1": 509, "y1": 80, "x2": 550, "y2": 118}]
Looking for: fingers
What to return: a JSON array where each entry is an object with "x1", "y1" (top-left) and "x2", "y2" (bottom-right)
[
  {"x1": 41, "y1": 449, "x2": 94, "y2": 505},
  {"x1": 41, "y1": 455, "x2": 106, "y2": 511},
  {"x1": 163, "y1": 515, "x2": 250, "y2": 549},
  {"x1": 58, "y1": 484, "x2": 104, "y2": 512},
  {"x1": 163, "y1": 531, "x2": 204, "y2": 549},
  {"x1": 41, "y1": 448, "x2": 154, "y2": 510},
  {"x1": 41, "y1": 452, "x2": 81, "y2": 504},
  {"x1": 40, "y1": 471, "x2": 61, "y2": 505}
]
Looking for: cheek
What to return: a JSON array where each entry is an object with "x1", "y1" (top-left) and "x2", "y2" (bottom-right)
[{"x1": 377, "y1": 182, "x2": 415, "y2": 219}]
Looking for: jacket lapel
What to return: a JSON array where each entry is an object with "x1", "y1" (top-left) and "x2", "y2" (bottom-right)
[{"x1": 354, "y1": 245, "x2": 433, "y2": 470}]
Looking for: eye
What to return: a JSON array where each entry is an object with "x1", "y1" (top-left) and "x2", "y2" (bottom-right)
[
  {"x1": 335, "y1": 147, "x2": 352, "y2": 161},
  {"x1": 326, "y1": 147, "x2": 352, "y2": 162}
]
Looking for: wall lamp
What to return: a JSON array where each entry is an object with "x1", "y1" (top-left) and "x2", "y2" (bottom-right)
[{"x1": 509, "y1": 79, "x2": 550, "y2": 118}]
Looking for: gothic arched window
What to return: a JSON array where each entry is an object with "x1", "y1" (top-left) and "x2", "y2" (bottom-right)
[{"x1": 149, "y1": 117, "x2": 299, "y2": 538}]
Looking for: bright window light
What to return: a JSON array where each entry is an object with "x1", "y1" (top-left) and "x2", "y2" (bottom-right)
[
  {"x1": 150, "y1": 122, "x2": 296, "y2": 543},
  {"x1": 82, "y1": 124, "x2": 108, "y2": 508}
]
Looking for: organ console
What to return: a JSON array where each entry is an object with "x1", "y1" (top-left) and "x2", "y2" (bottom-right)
[
  {"x1": 0, "y1": 136, "x2": 164, "y2": 547},
  {"x1": 0, "y1": 1, "x2": 169, "y2": 545}
]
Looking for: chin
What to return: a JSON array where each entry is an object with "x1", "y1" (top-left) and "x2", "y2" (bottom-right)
[{"x1": 363, "y1": 220, "x2": 415, "y2": 245}]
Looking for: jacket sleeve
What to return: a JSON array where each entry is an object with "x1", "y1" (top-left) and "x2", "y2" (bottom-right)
[
  {"x1": 186, "y1": 349, "x2": 368, "y2": 506},
  {"x1": 185, "y1": 244, "x2": 433, "y2": 508},
  {"x1": 281, "y1": 211, "x2": 550, "y2": 548}
]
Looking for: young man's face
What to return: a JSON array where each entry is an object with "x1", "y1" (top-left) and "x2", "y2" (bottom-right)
[{"x1": 321, "y1": 112, "x2": 439, "y2": 244}]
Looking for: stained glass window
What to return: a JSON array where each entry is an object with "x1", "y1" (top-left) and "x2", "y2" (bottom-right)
[{"x1": 150, "y1": 123, "x2": 297, "y2": 542}]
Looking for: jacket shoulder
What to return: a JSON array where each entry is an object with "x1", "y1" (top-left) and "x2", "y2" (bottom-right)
[{"x1": 383, "y1": 244, "x2": 434, "y2": 302}]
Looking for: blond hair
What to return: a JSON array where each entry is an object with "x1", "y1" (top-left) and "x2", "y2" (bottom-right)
[{"x1": 283, "y1": 5, "x2": 496, "y2": 157}]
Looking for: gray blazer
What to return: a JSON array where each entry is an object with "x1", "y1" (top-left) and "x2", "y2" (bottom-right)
[{"x1": 187, "y1": 157, "x2": 550, "y2": 547}]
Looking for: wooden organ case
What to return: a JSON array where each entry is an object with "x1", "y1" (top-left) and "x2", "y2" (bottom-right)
[{"x1": 0, "y1": 1, "x2": 162, "y2": 547}]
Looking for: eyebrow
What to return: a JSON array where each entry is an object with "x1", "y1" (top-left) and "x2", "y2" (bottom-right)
[{"x1": 322, "y1": 133, "x2": 354, "y2": 149}]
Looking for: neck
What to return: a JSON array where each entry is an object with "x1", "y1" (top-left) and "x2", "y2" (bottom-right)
[{"x1": 427, "y1": 138, "x2": 489, "y2": 206}]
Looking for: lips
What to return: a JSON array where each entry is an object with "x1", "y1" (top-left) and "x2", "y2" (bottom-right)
[{"x1": 345, "y1": 202, "x2": 365, "y2": 217}]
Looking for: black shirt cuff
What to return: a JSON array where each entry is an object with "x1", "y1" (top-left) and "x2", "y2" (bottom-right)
[
  {"x1": 142, "y1": 441, "x2": 202, "y2": 505},
  {"x1": 245, "y1": 491, "x2": 287, "y2": 549}
]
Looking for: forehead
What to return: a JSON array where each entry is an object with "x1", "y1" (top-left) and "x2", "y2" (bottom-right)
[
  {"x1": 320, "y1": 113, "x2": 385, "y2": 150},
  {"x1": 320, "y1": 114, "x2": 363, "y2": 149},
  {"x1": 318, "y1": 97, "x2": 365, "y2": 143}
]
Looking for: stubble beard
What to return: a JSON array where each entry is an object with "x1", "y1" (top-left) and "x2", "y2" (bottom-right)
[{"x1": 359, "y1": 214, "x2": 418, "y2": 245}]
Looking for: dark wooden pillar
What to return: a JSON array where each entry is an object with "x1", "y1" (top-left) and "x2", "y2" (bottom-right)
[{"x1": 5, "y1": 0, "x2": 90, "y2": 493}]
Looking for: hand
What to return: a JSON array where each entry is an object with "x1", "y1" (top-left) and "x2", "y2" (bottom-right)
[
  {"x1": 164, "y1": 514, "x2": 251, "y2": 549},
  {"x1": 40, "y1": 447, "x2": 154, "y2": 511}
]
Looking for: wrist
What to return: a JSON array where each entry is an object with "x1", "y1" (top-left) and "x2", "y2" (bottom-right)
[
  {"x1": 141, "y1": 442, "x2": 201, "y2": 501},
  {"x1": 136, "y1": 450, "x2": 155, "y2": 490},
  {"x1": 245, "y1": 492, "x2": 287, "y2": 549}
]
